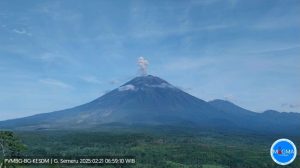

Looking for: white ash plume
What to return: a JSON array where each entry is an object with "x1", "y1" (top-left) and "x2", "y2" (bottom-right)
[{"x1": 138, "y1": 57, "x2": 149, "y2": 76}]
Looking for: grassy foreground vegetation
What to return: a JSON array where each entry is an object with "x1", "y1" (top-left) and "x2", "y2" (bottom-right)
[{"x1": 2, "y1": 127, "x2": 300, "y2": 168}]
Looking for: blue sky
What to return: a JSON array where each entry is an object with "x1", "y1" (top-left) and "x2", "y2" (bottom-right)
[{"x1": 0, "y1": 0, "x2": 300, "y2": 120}]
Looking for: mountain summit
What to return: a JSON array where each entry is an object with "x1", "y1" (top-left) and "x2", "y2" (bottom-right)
[
  {"x1": 123, "y1": 75, "x2": 173, "y2": 87},
  {"x1": 119, "y1": 75, "x2": 176, "y2": 91},
  {"x1": 1, "y1": 75, "x2": 300, "y2": 135}
]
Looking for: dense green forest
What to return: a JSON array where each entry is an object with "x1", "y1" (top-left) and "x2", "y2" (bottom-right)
[{"x1": 1, "y1": 127, "x2": 300, "y2": 168}]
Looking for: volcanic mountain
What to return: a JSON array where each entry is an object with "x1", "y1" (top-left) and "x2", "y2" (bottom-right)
[{"x1": 1, "y1": 75, "x2": 300, "y2": 135}]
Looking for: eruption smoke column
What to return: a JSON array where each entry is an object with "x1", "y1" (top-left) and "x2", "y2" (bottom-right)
[{"x1": 138, "y1": 57, "x2": 149, "y2": 76}]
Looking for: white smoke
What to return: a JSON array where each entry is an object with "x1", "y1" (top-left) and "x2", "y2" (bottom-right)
[{"x1": 138, "y1": 57, "x2": 149, "y2": 76}]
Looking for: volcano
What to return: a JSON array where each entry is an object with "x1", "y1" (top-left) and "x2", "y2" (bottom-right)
[{"x1": 1, "y1": 75, "x2": 300, "y2": 135}]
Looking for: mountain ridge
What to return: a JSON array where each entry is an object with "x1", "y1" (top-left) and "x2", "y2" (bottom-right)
[{"x1": 0, "y1": 75, "x2": 299, "y2": 135}]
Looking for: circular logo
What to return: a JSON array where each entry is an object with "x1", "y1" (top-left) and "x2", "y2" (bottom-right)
[{"x1": 270, "y1": 138, "x2": 297, "y2": 165}]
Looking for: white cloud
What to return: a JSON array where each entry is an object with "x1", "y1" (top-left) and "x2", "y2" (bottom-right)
[
  {"x1": 39, "y1": 52, "x2": 60, "y2": 63},
  {"x1": 37, "y1": 52, "x2": 77, "y2": 66},
  {"x1": 118, "y1": 84, "x2": 135, "y2": 91},
  {"x1": 12, "y1": 28, "x2": 32, "y2": 36},
  {"x1": 81, "y1": 76, "x2": 102, "y2": 85},
  {"x1": 39, "y1": 78, "x2": 73, "y2": 89},
  {"x1": 246, "y1": 44, "x2": 300, "y2": 54}
]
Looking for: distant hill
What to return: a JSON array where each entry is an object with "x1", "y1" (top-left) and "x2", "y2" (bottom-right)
[
  {"x1": 208, "y1": 99, "x2": 254, "y2": 115},
  {"x1": 1, "y1": 75, "x2": 299, "y2": 135},
  {"x1": 208, "y1": 99, "x2": 300, "y2": 135}
]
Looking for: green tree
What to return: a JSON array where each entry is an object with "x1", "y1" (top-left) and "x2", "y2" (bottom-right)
[{"x1": 0, "y1": 131, "x2": 26, "y2": 168}]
